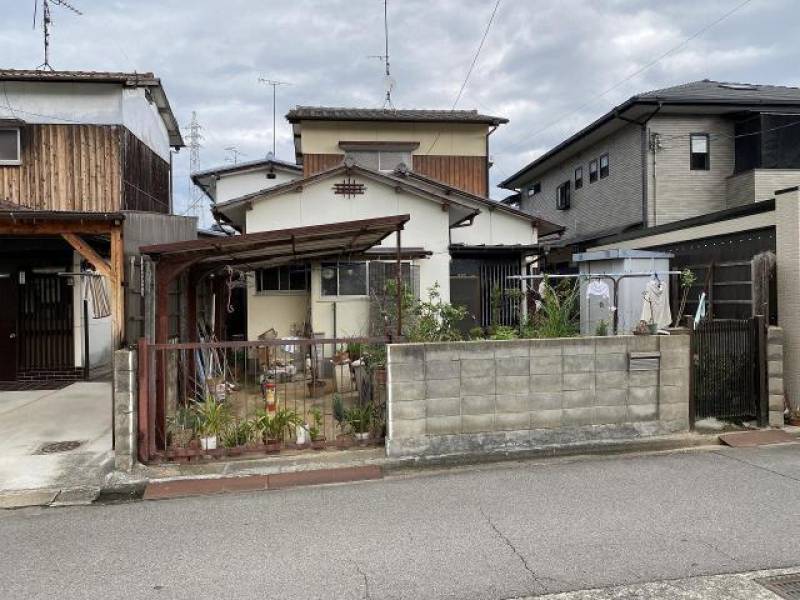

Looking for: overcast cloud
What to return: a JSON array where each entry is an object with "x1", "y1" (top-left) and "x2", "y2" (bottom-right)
[{"x1": 2, "y1": 0, "x2": 797, "y2": 224}]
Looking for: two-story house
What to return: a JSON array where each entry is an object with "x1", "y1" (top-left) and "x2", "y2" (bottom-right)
[
  {"x1": 199, "y1": 107, "x2": 561, "y2": 338},
  {"x1": 501, "y1": 80, "x2": 800, "y2": 260},
  {"x1": 0, "y1": 69, "x2": 192, "y2": 383}
]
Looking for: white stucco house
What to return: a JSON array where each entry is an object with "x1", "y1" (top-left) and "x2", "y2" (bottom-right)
[{"x1": 194, "y1": 107, "x2": 562, "y2": 340}]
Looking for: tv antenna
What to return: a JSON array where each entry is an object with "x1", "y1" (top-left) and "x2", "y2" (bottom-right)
[
  {"x1": 258, "y1": 78, "x2": 292, "y2": 157},
  {"x1": 32, "y1": 0, "x2": 83, "y2": 71},
  {"x1": 367, "y1": 0, "x2": 394, "y2": 108},
  {"x1": 225, "y1": 146, "x2": 246, "y2": 166}
]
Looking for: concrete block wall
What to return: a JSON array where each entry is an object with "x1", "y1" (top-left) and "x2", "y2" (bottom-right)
[
  {"x1": 767, "y1": 327, "x2": 785, "y2": 427},
  {"x1": 113, "y1": 349, "x2": 138, "y2": 472},
  {"x1": 775, "y1": 187, "x2": 800, "y2": 411},
  {"x1": 386, "y1": 335, "x2": 690, "y2": 459}
]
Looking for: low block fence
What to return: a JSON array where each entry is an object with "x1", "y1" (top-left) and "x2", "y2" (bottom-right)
[{"x1": 385, "y1": 335, "x2": 691, "y2": 459}]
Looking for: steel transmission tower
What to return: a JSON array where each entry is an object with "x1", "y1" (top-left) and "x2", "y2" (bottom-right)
[{"x1": 183, "y1": 111, "x2": 205, "y2": 225}]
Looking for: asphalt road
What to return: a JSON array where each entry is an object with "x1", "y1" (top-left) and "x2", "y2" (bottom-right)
[{"x1": 2, "y1": 443, "x2": 799, "y2": 600}]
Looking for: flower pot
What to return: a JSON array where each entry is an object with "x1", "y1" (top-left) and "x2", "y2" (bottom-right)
[
  {"x1": 264, "y1": 440, "x2": 281, "y2": 454},
  {"x1": 647, "y1": 323, "x2": 659, "y2": 335},
  {"x1": 336, "y1": 434, "x2": 354, "y2": 449},
  {"x1": 200, "y1": 436, "x2": 217, "y2": 451},
  {"x1": 311, "y1": 438, "x2": 327, "y2": 450},
  {"x1": 354, "y1": 432, "x2": 370, "y2": 442},
  {"x1": 373, "y1": 369, "x2": 387, "y2": 386}
]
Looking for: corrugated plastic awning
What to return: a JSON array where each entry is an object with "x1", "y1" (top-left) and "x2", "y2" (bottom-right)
[{"x1": 139, "y1": 214, "x2": 410, "y2": 269}]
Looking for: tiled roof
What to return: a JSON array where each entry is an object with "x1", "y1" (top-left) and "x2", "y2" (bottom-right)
[
  {"x1": 286, "y1": 106, "x2": 507, "y2": 125},
  {"x1": 638, "y1": 79, "x2": 800, "y2": 104},
  {"x1": 0, "y1": 69, "x2": 159, "y2": 85}
]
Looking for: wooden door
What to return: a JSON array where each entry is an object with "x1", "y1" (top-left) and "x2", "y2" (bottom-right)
[{"x1": 0, "y1": 273, "x2": 18, "y2": 381}]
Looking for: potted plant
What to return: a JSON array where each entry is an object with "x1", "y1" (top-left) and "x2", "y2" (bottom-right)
[
  {"x1": 346, "y1": 404, "x2": 373, "y2": 443},
  {"x1": 308, "y1": 406, "x2": 326, "y2": 450},
  {"x1": 332, "y1": 393, "x2": 352, "y2": 447},
  {"x1": 194, "y1": 397, "x2": 231, "y2": 452},
  {"x1": 221, "y1": 419, "x2": 254, "y2": 456},
  {"x1": 363, "y1": 344, "x2": 387, "y2": 386},
  {"x1": 167, "y1": 405, "x2": 196, "y2": 451}
]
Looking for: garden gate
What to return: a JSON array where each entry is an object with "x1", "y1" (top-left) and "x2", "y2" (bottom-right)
[{"x1": 691, "y1": 317, "x2": 767, "y2": 425}]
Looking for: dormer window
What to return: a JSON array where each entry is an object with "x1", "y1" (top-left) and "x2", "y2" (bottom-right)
[{"x1": 0, "y1": 128, "x2": 21, "y2": 165}]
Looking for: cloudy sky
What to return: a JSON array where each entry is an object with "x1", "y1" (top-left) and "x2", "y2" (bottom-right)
[{"x1": 2, "y1": 0, "x2": 798, "y2": 223}]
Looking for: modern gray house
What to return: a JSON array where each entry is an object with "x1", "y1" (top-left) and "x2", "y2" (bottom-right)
[{"x1": 501, "y1": 80, "x2": 800, "y2": 259}]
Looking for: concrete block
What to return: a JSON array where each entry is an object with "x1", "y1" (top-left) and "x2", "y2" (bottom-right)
[
  {"x1": 595, "y1": 353, "x2": 628, "y2": 372},
  {"x1": 594, "y1": 405, "x2": 628, "y2": 425},
  {"x1": 628, "y1": 386, "x2": 658, "y2": 405},
  {"x1": 496, "y1": 394, "x2": 529, "y2": 413},
  {"x1": 659, "y1": 335, "x2": 689, "y2": 352},
  {"x1": 562, "y1": 339, "x2": 595, "y2": 355},
  {"x1": 494, "y1": 412, "x2": 529, "y2": 431},
  {"x1": 659, "y1": 368, "x2": 686, "y2": 387},
  {"x1": 389, "y1": 362, "x2": 425, "y2": 383},
  {"x1": 594, "y1": 337, "x2": 629, "y2": 354},
  {"x1": 461, "y1": 358, "x2": 495, "y2": 379},
  {"x1": 629, "y1": 370, "x2": 658, "y2": 387},
  {"x1": 562, "y1": 407, "x2": 595, "y2": 427},
  {"x1": 426, "y1": 359, "x2": 461, "y2": 380},
  {"x1": 660, "y1": 385, "x2": 688, "y2": 405},
  {"x1": 769, "y1": 411, "x2": 784, "y2": 427},
  {"x1": 563, "y1": 389, "x2": 595, "y2": 409},
  {"x1": 530, "y1": 354, "x2": 562, "y2": 375},
  {"x1": 114, "y1": 349, "x2": 136, "y2": 373},
  {"x1": 596, "y1": 371, "x2": 628, "y2": 390},
  {"x1": 767, "y1": 327, "x2": 784, "y2": 344},
  {"x1": 660, "y1": 350, "x2": 690, "y2": 370},
  {"x1": 390, "y1": 381, "x2": 426, "y2": 402},
  {"x1": 494, "y1": 340, "x2": 530, "y2": 358},
  {"x1": 627, "y1": 403, "x2": 658, "y2": 421},
  {"x1": 426, "y1": 416, "x2": 461, "y2": 436},
  {"x1": 113, "y1": 372, "x2": 135, "y2": 395},
  {"x1": 563, "y1": 355, "x2": 595, "y2": 373},
  {"x1": 627, "y1": 336, "x2": 658, "y2": 352},
  {"x1": 391, "y1": 400, "x2": 427, "y2": 421},
  {"x1": 529, "y1": 391, "x2": 562, "y2": 411},
  {"x1": 596, "y1": 388, "x2": 627, "y2": 406},
  {"x1": 769, "y1": 394, "x2": 785, "y2": 411},
  {"x1": 563, "y1": 373, "x2": 595, "y2": 391},
  {"x1": 659, "y1": 402, "x2": 688, "y2": 423},
  {"x1": 496, "y1": 375, "x2": 529, "y2": 395},
  {"x1": 425, "y1": 343, "x2": 463, "y2": 362},
  {"x1": 768, "y1": 360, "x2": 784, "y2": 376},
  {"x1": 459, "y1": 341, "x2": 496, "y2": 360},
  {"x1": 462, "y1": 414, "x2": 494, "y2": 433},
  {"x1": 529, "y1": 339, "x2": 563, "y2": 356},
  {"x1": 530, "y1": 409, "x2": 562, "y2": 429},
  {"x1": 461, "y1": 395, "x2": 495, "y2": 415},
  {"x1": 389, "y1": 344, "x2": 425, "y2": 366},
  {"x1": 767, "y1": 344, "x2": 783, "y2": 361},
  {"x1": 530, "y1": 373, "x2": 562, "y2": 392},
  {"x1": 427, "y1": 396, "x2": 461, "y2": 417},
  {"x1": 460, "y1": 376, "x2": 495, "y2": 396},
  {"x1": 769, "y1": 377, "x2": 785, "y2": 396},
  {"x1": 496, "y1": 357, "x2": 529, "y2": 377},
  {"x1": 390, "y1": 418, "x2": 427, "y2": 439},
  {"x1": 426, "y1": 378, "x2": 460, "y2": 399}
]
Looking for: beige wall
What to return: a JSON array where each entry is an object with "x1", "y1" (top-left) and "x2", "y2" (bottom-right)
[
  {"x1": 246, "y1": 285, "x2": 309, "y2": 340},
  {"x1": 298, "y1": 121, "x2": 489, "y2": 157},
  {"x1": 775, "y1": 188, "x2": 800, "y2": 410},
  {"x1": 216, "y1": 168, "x2": 300, "y2": 204},
  {"x1": 450, "y1": 207, "x2": 537, "y2": 246},
  {"x1": 727, "y1": 169, "x2": 800, "y2": 207}
]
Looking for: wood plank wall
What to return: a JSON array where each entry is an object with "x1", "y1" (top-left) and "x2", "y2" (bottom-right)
[
  {"x1": 0, "y1": 124, "x2": 122, "y2": 212},
  {"x1": 413, "y1": 155, "x2": 487, "y2": 197},
  {"x1": 121, "y1": 129, "x2": 170, "y2": 213},
  {"x1": 303, "y1": 153, "x2": 344, "y2": 177}
]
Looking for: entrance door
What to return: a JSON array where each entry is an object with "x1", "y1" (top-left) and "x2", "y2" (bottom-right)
[{"x1": 0, "y1": 273, "x2": 18, "y2": 381}]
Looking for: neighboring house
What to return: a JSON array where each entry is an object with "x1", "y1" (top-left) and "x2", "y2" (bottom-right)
[
  {"x1": 0, "y1": 69, "x2": 191, "y2": 382},
  {"x1": 501, "y1": 80, "x2": 800, "y2": 260},
  {"x1": 203, "y1": 107, "x2": 561, "y2": 339},
  {"x1": 192, "y1": 156, "x2": 303, "y2": 205}
]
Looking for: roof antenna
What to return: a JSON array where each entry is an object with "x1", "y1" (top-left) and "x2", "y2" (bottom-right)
[
  {"x1": 33, "y1": 0, "x2": 83, "y2": 71},
  {"x1": 367, "y1": 0, "x2": 395, "y2": 109},
  {"x1": 258, "y1": 78, "x2": 292, "y2": 158}
]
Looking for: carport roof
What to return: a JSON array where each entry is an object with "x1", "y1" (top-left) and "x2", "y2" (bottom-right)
[{"x1": 139, "y1": 214, "x2": 410, "y2": 269}]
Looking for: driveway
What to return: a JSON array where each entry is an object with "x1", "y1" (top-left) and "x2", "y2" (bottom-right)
[
  {"x1": 0, "y1": 442, "x2": 798, "y2": 599},
  {"x1": 0, "y1": 382, "x2": 112, "y2": 494}
]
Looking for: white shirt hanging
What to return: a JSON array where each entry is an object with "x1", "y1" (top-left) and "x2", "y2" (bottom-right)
[
  {"x1": 640, "y1": 279, "x2": 672, "y2": 329},
  {"x1": 586, "y1": 279, "x2": 611, "y2": 302}
]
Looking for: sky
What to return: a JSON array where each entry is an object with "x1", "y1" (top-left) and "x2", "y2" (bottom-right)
[{"x1": 2, "y1": 0, "x2": 798, "y2": 225}]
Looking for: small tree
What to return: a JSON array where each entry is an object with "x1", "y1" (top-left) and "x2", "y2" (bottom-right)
[{"x1": 408, "y1": 283, "x2": 468, "y2": 342}]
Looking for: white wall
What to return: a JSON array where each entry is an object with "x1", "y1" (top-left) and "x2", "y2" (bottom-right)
[
  {"x1": 246, "y1": 281, "x2": 309, "y2": 340},
  {"x1": 71, "y1": 253, "x2": 112, "y2": 369},
  {"x1": 121, "y1": 88, "x2": 171, "y2": 161},
  {"x1": 451, "y1": 208, "x2": 537, "y2": 246},
  {"x1": 216, "y1": 168, "x2": 300, "y2": 203}
]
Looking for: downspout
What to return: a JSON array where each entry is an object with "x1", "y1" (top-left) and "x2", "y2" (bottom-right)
[{"x1": 485, "y1": 125, "x2": 498, "y2": 197}]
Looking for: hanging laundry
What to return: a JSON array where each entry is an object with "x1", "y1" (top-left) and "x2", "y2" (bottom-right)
[
  {"x1": 83, "y1": 273, "x2": 111, "y2": 319},
  {"x1": 586, "y1": 279, "x2": 611, "y2": 302},
  {"x1": 694, "y1": 292, "x2": 707, "y2": 327},
  {"x1": 640, "y1": 279, "x2": 671, "y2": 329}
]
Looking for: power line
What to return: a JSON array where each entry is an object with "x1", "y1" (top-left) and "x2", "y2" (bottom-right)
[{"x1": 506, "y1": 0, "x2": 757, "y2": 149}]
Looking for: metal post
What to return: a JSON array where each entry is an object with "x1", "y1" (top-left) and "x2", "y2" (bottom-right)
[
  {"x1": 137, "y1": 337, "x2": 150, "y2": 463},
  {"x1": 756, "y1": 314, "x2": 768, "y2": 427},
  {"x1": 83, "y1": 299, "x2": 90, "y2": 380},
  {"x1": 396, "y1": 225, "x2": 402, "y2": 339}
]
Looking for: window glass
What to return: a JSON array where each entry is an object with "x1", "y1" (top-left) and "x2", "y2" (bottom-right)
[
  {"x1": 338, "y1": 262, "x2": 367, "y2": 295},
  {"x1": 599, "y1": 154, "x2": 609, "y2": 178},
  {"x1": 256, "y1": 266, "x2": 308, "y2": 292},
  {"x1": 378, "y1": 151, "x2": 411, "y2": 171},
  {"x1": 690, "y1": 134, "x2": 710, "y2": 170},
  {"x1": 589, "y1": 160, "x2": 598, "y2": 182},
  {"x1": 0, "y1": 129, "x2": 19, "y2": 163},
  {"x1": 321, "y1": 264, "x2": 338, "y2": 296},
  {"x1": 556, "y1": 180, "x2": 571, "y2": 210},
  {"x1": 288, "y1": 266, "x2": 308, "y2": 291},
  {"x1": 259, "y1": 268, "x2": 280, "y2": 292},
  {"x1": 574, "y1": 166, "x2": 583, "y2": 189}
]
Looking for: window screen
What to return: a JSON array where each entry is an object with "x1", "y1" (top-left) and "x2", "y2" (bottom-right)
[
  {"x1": 0, "y1": 129, "x2": 20, "y2": 164},
  {"x1": 690, "y1": 134, "x2": 710, "y2": 170}
]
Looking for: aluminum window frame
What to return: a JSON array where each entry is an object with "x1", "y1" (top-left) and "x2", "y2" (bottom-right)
[
  {"x1": 690, "y1": 133, "x2": 710, "y2": 171},
  {"x1": 574, "y1": 166, "x2": 583, "y2": 189},
  {"x1": 588, "y1": 159, "x2": 598, "y2": 183},
  {"x1": 0, "y1": 128, "x2": 21, "y2": 166}
]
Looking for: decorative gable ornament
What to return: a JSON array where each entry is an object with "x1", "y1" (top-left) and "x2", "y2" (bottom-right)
[{"x1": 333, "y1": 177, "x2": 366, "y2": 198}]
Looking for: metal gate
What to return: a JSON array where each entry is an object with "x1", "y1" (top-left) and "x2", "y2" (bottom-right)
[{"x1": 691, "y1": 318, "x2": 766, "y2": 424}]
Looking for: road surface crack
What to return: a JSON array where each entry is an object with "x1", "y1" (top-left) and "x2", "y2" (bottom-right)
[
  {"x1": 351, "y1": 560, "x2": 370, "y2": 600},
  {"x1": 480, "y1": 507, "x2": 548, "y2": 593}
]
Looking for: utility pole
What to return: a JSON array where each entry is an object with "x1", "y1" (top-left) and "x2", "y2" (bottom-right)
[{"x1": 258, "y1": 78, "x2": 291, "y2": 157}]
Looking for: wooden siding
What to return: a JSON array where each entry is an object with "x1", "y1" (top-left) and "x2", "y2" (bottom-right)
[
  {"x1": 121, "y1": 129, "x2": 170, "y2": 213},
  {"x1": 412, "y1": 155, "x2": 487, "y2": 196},
  {"x1": 0, "y1": 124, "x2": 122, "y2": 212},
  {"x1": 303, "y1": 153, "x2": 344, "y2": 177}
]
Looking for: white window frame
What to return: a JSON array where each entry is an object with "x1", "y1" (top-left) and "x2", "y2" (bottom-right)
[{"x1": 0, "y1": 128, "x2": 21, "y2": 166}]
